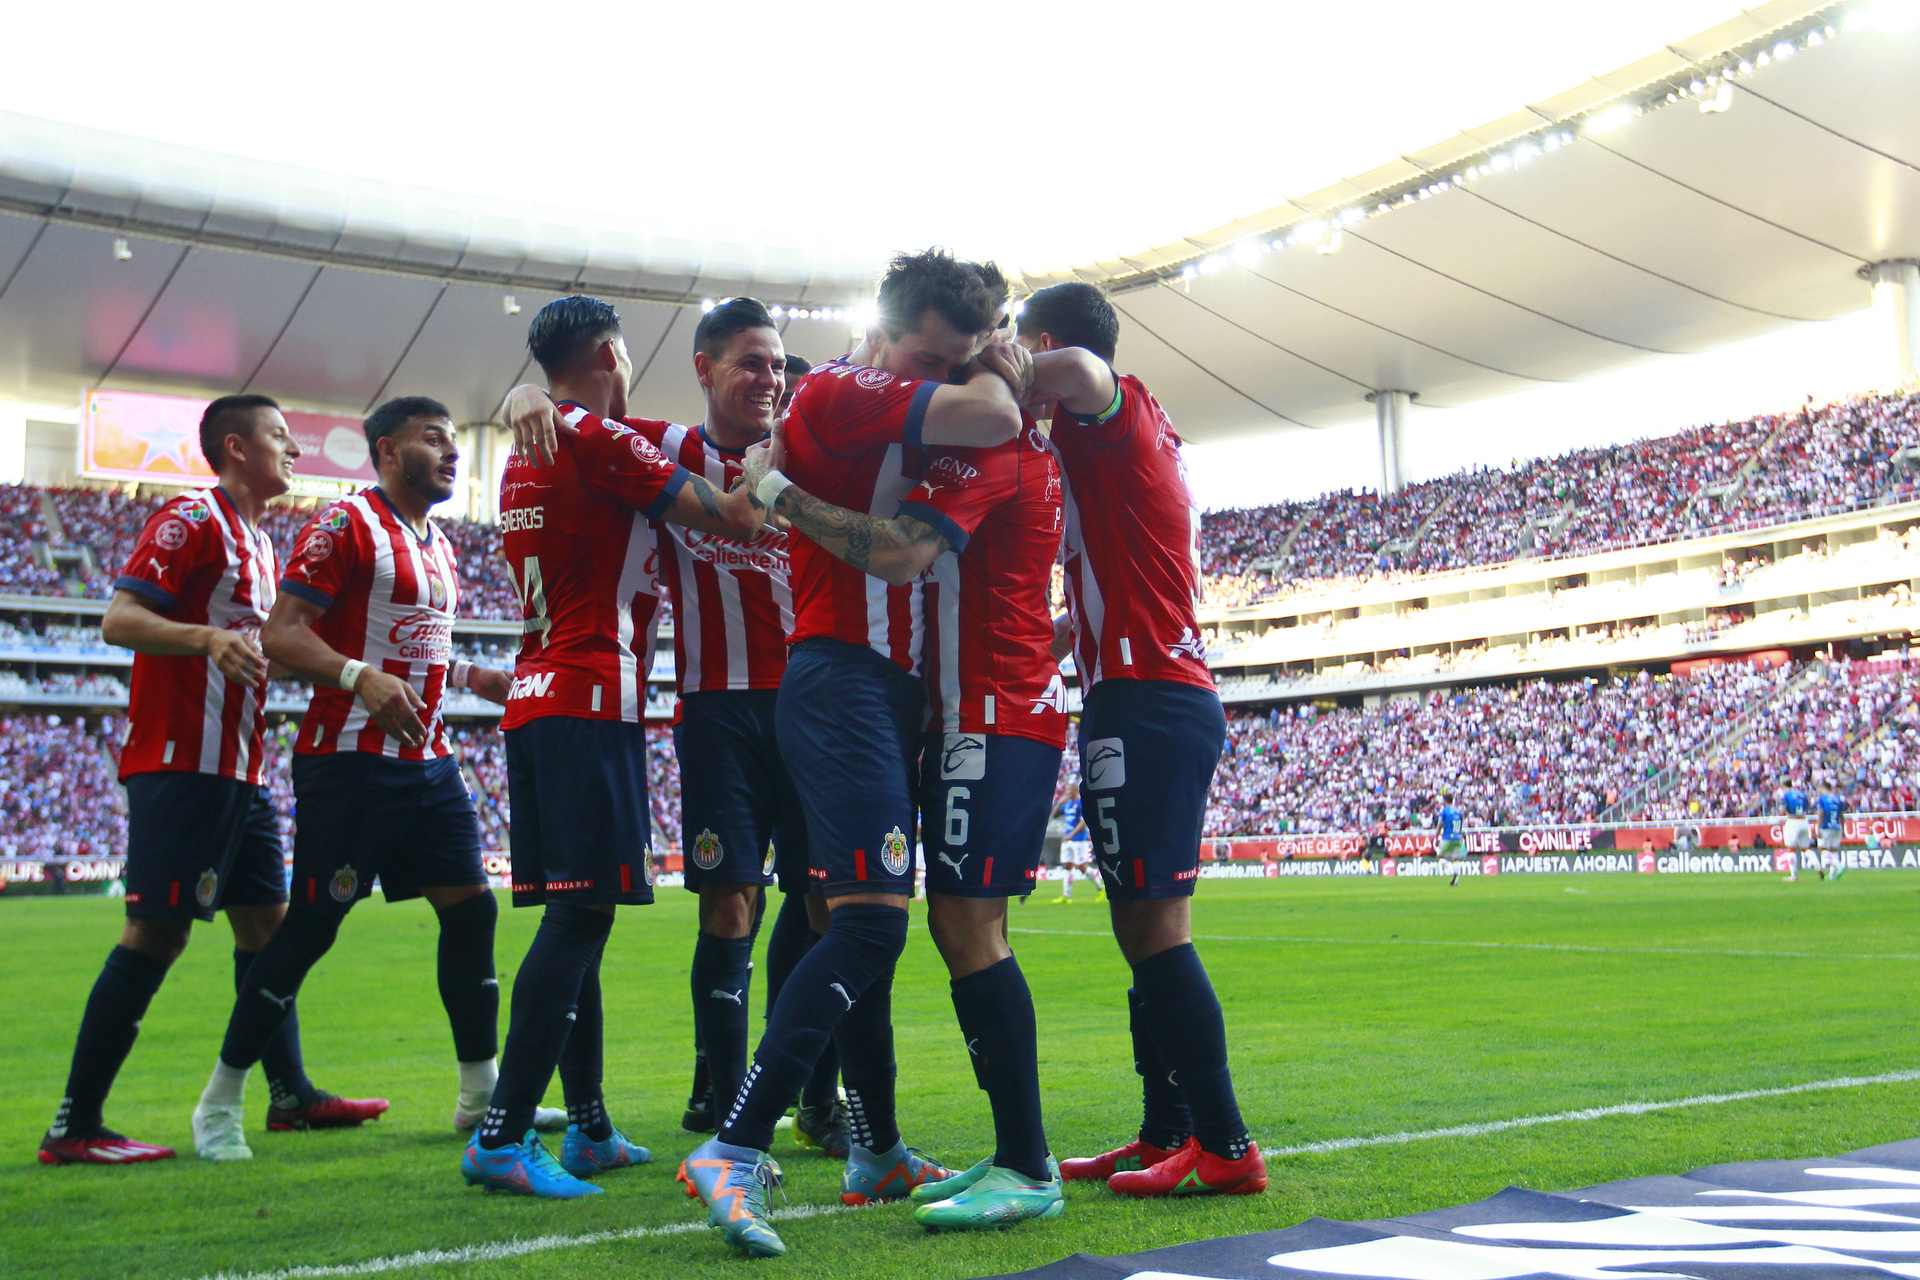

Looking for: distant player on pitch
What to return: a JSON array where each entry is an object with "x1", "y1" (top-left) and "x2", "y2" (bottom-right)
[
  {"x1": 1817, "y1": 787, "x2": 1846, "y2": 880},
  {"x1": 40, "y1": 396, "x2": 380, "y2": 1165},
  {"x1": 1782, "y1": 780, "x2": 1813, "y2": 881}
]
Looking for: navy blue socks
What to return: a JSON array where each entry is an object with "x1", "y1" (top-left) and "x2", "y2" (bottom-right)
[
  {"x1": 434, "y1": 892, "x2": 500, "y2": 1065},
  {"x1": 235, "y1": 949, "x2": 316, "y2": 1109},
  {"x1": 559, "y1": 959, "x2": 612, "y2": 1141},
  {"x1": 479, "y1": 903, "x2": 612, "y2": 1149},
  {"x1": 837, "y1": 963, "x2": 899, "y2": 1153},
  {"x1": 1132, "y1": 944, "x2": 1250, "y2": 1160},
  {"x1": 950, "y1": 957, "x2": 1048, "y2": 1181},
  {"x1": 220, "y1": 907, "x2": 343, "y2": 1071},
  {"x1": 53, "y1": 945, "x2": 169, "y2": 1136},
  {"x1": 766, "y1": 893, "x2": 840, "y2": 1110},
  {"x1": 1129, "y1": 985, "x2": 1193, "y2": 1150},
  {"x1": 692, "y1": 931, "x2": 755, "y2": 1116}
]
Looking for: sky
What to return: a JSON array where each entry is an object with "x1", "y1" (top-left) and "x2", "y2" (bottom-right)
[{"x1": 0, "y1": 0, "x2": 1756, "y2": 279}]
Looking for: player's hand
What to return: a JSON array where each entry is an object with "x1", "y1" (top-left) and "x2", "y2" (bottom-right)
[
  {"x1": 355, "y1": 668, "x2": 429, "y2": 747},
  {"x1": 503, "y1": 383, "x2": 575, "y2": 467},
  {"x1": 206, "y1": 628, "x2": 269, "y2": 686},
  {"x1": 1050, "y1": 611, "x2": 1074, "y2": 662},
  {"x1": 979, "y1": 341, "x2": 1034, "y2": 404},
  {"x1": 467, "y1": 666, "x2": 512, "y2": 706}
]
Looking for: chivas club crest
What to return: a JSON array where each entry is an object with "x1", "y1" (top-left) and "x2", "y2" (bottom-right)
[
  {"x1": 692, "y1": 829, "x2": 724, "y2": 871},
  {"x1": 195, "y1": 868, "x2": 219, "y2": 908},
  {"x1": 881, "y1": 827, "x2": 910, "y2": 877},
  {"x1": 329, "y1": 864, "x2": 359, "y2": 903},
  {"x1": 642, "y1": 847, "x2": 656, "y2": 886}
]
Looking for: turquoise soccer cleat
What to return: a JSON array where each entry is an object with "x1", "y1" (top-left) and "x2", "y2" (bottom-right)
[
  {"x1": 461, "y1": 1129, "x2": 603, "y2": 1198},
  {"x1": 560, "y1": 1124, "x2": 651, "y2": 1178},
  {"x1": 841, "y1": 1139, "x2": 955, "y2": 1205},
  {"x1": 676, "y1": 1137, "x2": 787, "y2": 1258},
  {"x1": 912, "y1": 1163, "x2": 1066, "y2": 1230}
]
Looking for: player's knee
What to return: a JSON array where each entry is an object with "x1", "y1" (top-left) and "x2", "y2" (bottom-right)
[
  {"x1": 698, "y1": 883, "x2": 759, "y2": 938},
  {"x1": 541, "y1": 900, "x2": 615, "y2": 945},
  {"x1": 436, "y1": 886, "x2": 498, "y2": 930},
  {"x1": 824, "y1": 900, "x2": 909, "y2": 967},
  {"x1": 121, "y1": 916, "x2": 191, "y2": 965}
]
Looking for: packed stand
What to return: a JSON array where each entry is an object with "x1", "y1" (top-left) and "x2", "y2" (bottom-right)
[{"x1": 0, "y1": 713, "x2": 126, "y2": 859}]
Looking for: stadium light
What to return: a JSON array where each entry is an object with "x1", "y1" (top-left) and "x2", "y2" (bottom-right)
[{"x1": 111, "y1": 238, "x2": 131, "y2": 262}]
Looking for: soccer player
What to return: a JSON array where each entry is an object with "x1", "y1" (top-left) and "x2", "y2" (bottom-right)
[
  {"x1": 189, "y1": 397, "x2": 520, "y2": 1161},
  {"x1": 1017, "y1": 281, "x2": 1267, "y2": 1198},
  {"x1": 1053, "y1": 784, "x2": 1092, "y2": 903},
  {"x1": 39, "y1": 397, "x2": 380, "y2": 1165},
  {"x1": 1437, "y1": 795, "x2": 1466, "y2": 859},
  {"x1": 1817, "y1": 787, "x2": 1847, "y2": 880},
  {"x1": 742, "y1": 393, "x2": 1073, "y2": 1228},
  {"x1": 1782, "y1": 779, "x2": 1813, "y2": 880},
  {"x1": 468, "y1": 296, "x2": 770, "y2": 1197},
  {"x1": 678, "y1": 249, "x2": 1029, "y2": 1257}
]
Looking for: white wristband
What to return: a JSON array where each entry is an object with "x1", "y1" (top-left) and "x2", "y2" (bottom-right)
[
  {"x1": 452, "y1": 660, "x2": 473, "y2": 690},
  {"x1": 337, "y1": 659, "x2": 368, "y2": 693},
  {"x1": 755, "y1": 469, "x2": 794, "y2": 510}
]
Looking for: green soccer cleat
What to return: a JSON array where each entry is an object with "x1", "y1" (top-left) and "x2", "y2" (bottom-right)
[
  {"x1": 913, "y1": 1156, "x2": 990, "y2": 1203},
  {"x1": 912, "y1": 1163, "x2": 1066, "y2": 1230},
  {"x1": 676, "y1": 1138, "x2": 787, "y2": 1258}
]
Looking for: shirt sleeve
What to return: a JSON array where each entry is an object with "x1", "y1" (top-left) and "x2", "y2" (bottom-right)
[
  {"x1": 572, "y1": 415, "x2": 689, "y2": 520},
  {"x1": 788, "y1": 366, "x2": 939, "y2": 456},
  {"x1": 1060, "y1": 375, "x2": 1133, "y2": 447},
  {"x1": 114, "y1": 500, "x2": 217, "y2": 611},
  {"x1": 278, "y1": 507, "x2": 365, "y2": 609},
  {"x1": 897, "y1": 445, "x2": 1019, "y2": 555}
]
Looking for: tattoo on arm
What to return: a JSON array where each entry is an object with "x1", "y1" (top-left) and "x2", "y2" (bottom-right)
[
  {"x1": 687, "y1": 474, "x2": 725, "y2": 522},
  {"x1": 777, "y1": 491, "x2": 949, "y2": 576}
]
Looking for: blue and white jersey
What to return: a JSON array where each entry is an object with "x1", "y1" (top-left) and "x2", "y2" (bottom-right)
[
  {"x1": 1782, "y1": 787, "x2": 1810, "y2": 817},
  {"x1": 1439, "y1": 805, "x2": 1464, "y2": 841},
  {"x1": 1817, "y1": 793, "x2": 1845, "y2": 830},
  {"x1": 1060, "y1": 797, "x2": 1084, "y2": 836}
]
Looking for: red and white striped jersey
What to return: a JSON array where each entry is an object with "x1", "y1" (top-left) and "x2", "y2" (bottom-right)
[
  {"x1": 1051, "y1": 374, "x2": 1213, "y2": 692},
  {"x1": 114, "y1": 487, "x2": 277, "y2": 785},
  {"x1": 781, "y1": 357, "x2": 938, "y2": 672},
  {"x1": 498, "y1": 405, "x2": 686, "y2": 729},
  {"x1": 639, "y1": 421, "x2": 792, "y2": 695},
  {"x1": 904, "y1": 422, "x2": 1068, "y2": 748},
  {"x1": 279, "y1": 488, "x2": 463, "y2": 760}
]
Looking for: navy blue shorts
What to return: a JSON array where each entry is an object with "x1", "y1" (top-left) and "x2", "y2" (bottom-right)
[
  {"x1": 674, "y1": 689, "x2": 808, "y2": 895},
  {"x1": 919, "y1": 732, "x2": 1061, "y2": 898},
  {"x1": 123, "y1": 772, "x2": 287, "y2": 921},
  {"x1": 1078, "y1": 679, "x2": 1225, "y2": 900},
  {"x1": 290, "y1": 752, "x2": 486, "y2": 911},
  {"x1": 506, "y1": 716, "x2": 655, "y2": 908},
  {"x1": 775, "y1": 639, "x2": 924, "y2": 897}
]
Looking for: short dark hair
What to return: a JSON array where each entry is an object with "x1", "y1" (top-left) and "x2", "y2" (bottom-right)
[
  {"x1": 1018, "y1": 281, "x2": 1120, "y2": 363},
  {"x1": 783, "y1": 353, "x2": 812, "y2": 379},
  {"x1": 527, "y1": 295, "x2": 622, "y2": 379},
  {"x1": 364, "y1": 395, "x2": 451, "y2": 454},
  {"x1": 875, "y1": 248, "x2": 1006, "y2": 340},
  {"x1": 198, "y1": 394, "x2": 279, "y2": 470},
  {"x1": 694, "y1": 297, "x2": 778, "y2": 361}
]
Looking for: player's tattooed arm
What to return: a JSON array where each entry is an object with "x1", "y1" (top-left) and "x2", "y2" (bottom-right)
[
  {"x1": 777, "y1": 489, "x2": 950, "y2": 585},
  {"x1": 662, "y1": 469, "x2": 767, "y2": 541}
]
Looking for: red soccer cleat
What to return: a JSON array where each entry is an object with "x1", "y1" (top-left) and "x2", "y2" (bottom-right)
[
  {"x1": 1106, "y1": 1136, "x2": 1267, "y2": 1198},
  {"x1": 266, "y1": 1092, "x2": 391, "y2": 1131},
  {"x1": 1058, "y1": 1136, "x2": 1183, "y2": 1183},
  {"x1": 39, "y1": 1128, "x2": 176, "y2": 1165}
]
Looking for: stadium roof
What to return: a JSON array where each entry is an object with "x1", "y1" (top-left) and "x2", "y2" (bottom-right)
[{"x1": 0, "y1": 0, "x2": 1913, "y2": 441}]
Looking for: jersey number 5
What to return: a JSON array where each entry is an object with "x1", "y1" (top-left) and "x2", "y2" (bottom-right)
[{"x1": 508, "y1": 556, "x2": 552, "y2": 648}]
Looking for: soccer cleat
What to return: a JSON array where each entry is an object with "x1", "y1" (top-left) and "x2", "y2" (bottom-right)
[
  {"x1": 1830, "y1": 861, "x2": 1847, "y2": 881},
  {"x1": 841, "y1": 1140, "x2": 955, "y2": 1205},
  {"x1": 191, "y1": 1103, "x2": 253, "y2": 1162},
  {"x1": 267, "y1": 1092, "x2": 391, "y2": 1131},
  {"x1": 912, "y1": 1163, "x2": 1066, "y2": 1230},
  {"x1": 676, "y1": 1138, "x2": 787, "y2": 1258},
  {"x1": 38, "y1": 1128, "x2": 175, "y2": 1165},
  {"x1": 682, "y1": 1097, "x2": 716, "y2": 1134},
  {"x1": 913, "y1": 1153, "x2": 1059, "y2": 1204},
  {"x1": 560, "y1": 1124, "x2": 651, "y2": 1178},
  {"x1": 461, "y1": 1128, "x2": 602, "y2": 1198},
  {"x1": 792, "y1": 1100, "x2": 851, "y2": 1158},
  {"x1": 1059, "y1": 1136, "x2": 1182, "y2": 1183},
  {"x1": 454, "y1": 1096, "x2": 567, "y2": 1134},
  {"x1": 1106, "y1": 1136, "x2": 1267, "y2": 1198}
]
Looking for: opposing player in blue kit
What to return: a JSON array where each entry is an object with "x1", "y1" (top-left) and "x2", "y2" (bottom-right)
[{"x1": 1817, "y1": 788, "x2": 1847, "y2": 880}]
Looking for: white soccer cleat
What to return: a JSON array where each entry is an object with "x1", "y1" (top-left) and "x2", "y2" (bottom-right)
[
  {"x1": 192, "y1": 1103, "x2": 253, "y2": 1162},
  {"x1": 453, "y1": 1093, "x2": 567, "y2": 1134}
]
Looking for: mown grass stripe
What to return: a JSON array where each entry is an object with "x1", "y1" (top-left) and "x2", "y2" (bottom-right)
[{"x1": 1011, "y1": 927, "x2": 1920, "y2": 961}]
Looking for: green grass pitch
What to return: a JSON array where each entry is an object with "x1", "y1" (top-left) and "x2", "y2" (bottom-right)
[{"x1": 3, "y1": 873, "x2": 1917, "y2": 1280}]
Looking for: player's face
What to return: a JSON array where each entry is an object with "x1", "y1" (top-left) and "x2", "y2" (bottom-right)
[
  {"x1": 387, "y1": 415, "x2": 460, "y2": 506},
  {"x1": 233, "y1": 408, "x2": 301, "y2": 499},
  {"x1": 702, "y1": 327, "x2": 784, "y2": 436},
  {"x1": 870, "y1": 311, "x2": 985, "y2": 384}
]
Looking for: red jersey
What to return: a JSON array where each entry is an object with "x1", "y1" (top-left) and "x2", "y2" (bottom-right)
[
  {"x1": 641, "y1": 421, "x2": 791, "y2": 695},
  {"x1": 903, "y1": 422, "x2": 1068, "y2": 748},
  {"x1": 114, "y1": 487, "x2": 277, "y2": 785},
  {"x1": 1051, "y1": 374, "x2": 1212, "y2": 691},
  {"x1": 279, "y1": 488, "x2": 462, "y2": 760},
  {"x1": 780, "y1": 357, "x2": 938, "y2": 671},
  {"x1": 498, "y1": 405, "x2": 686, "y2": 728}
]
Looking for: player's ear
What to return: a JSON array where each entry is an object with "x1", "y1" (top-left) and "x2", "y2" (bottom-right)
[
  {"x1": 693, "y1": 350, "x2": 714, "y2": 388},
  {"x1": 597, "y1": 338, "x2": 622, "y2": 372}
]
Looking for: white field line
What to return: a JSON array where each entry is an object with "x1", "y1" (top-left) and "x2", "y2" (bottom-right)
[
  {"x1": 1266, "y1": 1068, "x2": 1920, "y2": 1157},
  {"x1": 1009, "y1": 926, "x2": 1920, "y2": 961},
  {"x1": 182, "y1": 1071, "x2": 1920, "y2": 1280}
]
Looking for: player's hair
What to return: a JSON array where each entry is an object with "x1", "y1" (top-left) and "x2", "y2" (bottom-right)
[
  {"x1": 363, "y1": 395, "x2": 452, "y2": 454},
  {"x1": 875, "y1": 248, "x2": 1007, "y2": 339},
  {"x1": 694, "y1": 297, "x2": 779, "y2": 361},
  {"x1": 527, "y1": 295, "x2": 622, "y2": 378},
  {"x1": 1018, "y1": 281, "x2": 1120, "y2": 363},
  {"x1": 198, "y1": 394, "x2": 280, "y2": 471},
  {"x1": 783, "y1": 352, "x2": 812, "y2": 378}
]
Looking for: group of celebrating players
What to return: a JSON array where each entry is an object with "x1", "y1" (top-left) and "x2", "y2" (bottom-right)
[{"x1": 37, "y1": 249, "x2": 1265, "y2": 1257}]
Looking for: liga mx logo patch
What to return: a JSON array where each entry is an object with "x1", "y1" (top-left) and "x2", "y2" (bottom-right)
[
  {"x1": 881, "y1": 827, "x2": 910, "y2": 877},
  {"x1": 329, "y1": 865, "x2": 359, "y2": 903},
  {"x1": 195, "y1": 869, "x2": 219, "y2": 908},
  {"x1": 692, "y1": 828, "x2": 724, "y2": 871},
  {"x1": 940, "y1": 734, "x2": 985, "y2": 781},
  {"x1": 1085, "y1": 737, "x2": 1126, "y2": 790},
  {"x1": 762, "y1": 844, "x2": 776, "y2": 879}
]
